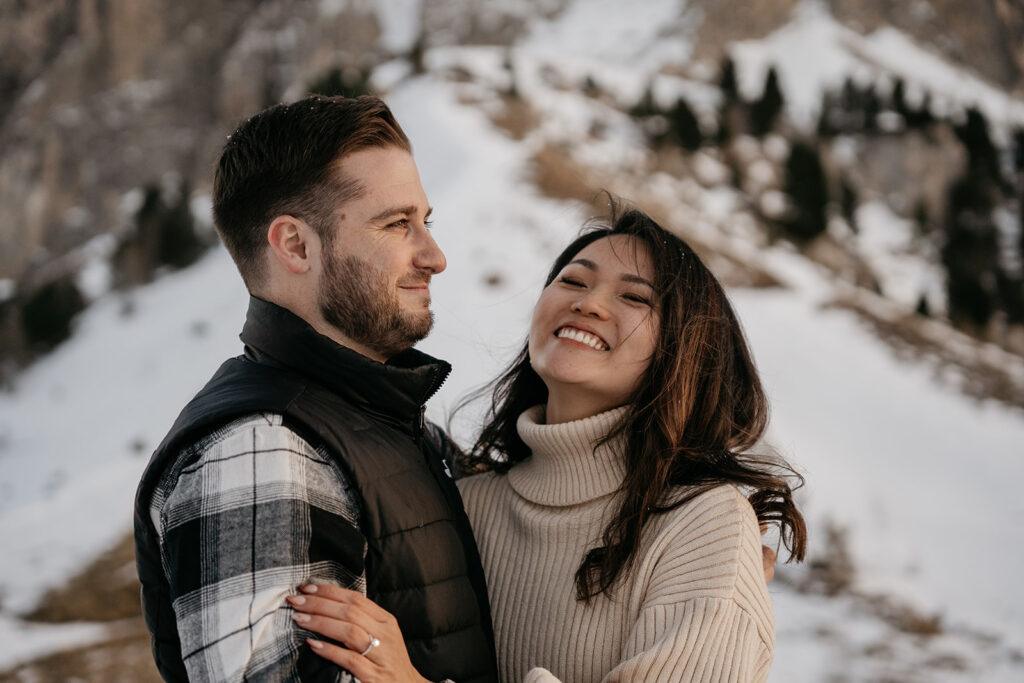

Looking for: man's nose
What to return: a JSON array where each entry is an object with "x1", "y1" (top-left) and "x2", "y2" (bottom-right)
[{"x1": 413, "y1": 225, "x2": 446, "y2": 274}]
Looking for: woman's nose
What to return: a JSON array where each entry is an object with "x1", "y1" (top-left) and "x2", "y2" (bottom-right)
[{"x1": 571, "y1": 292, "x2": 609, "y2": 318}]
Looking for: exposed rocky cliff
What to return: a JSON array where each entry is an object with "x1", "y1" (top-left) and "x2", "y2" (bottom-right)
[{"x1": 0, "y1": 0, "x2": 382, "y2": 288}]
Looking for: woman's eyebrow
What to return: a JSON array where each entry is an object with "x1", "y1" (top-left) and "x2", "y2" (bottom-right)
[
  {"x1": 622, "y1": 273, "x2": 654, "y2": 289},
  {"x1": 569, "y1": 259, "x2": 654, "y2": 289}
]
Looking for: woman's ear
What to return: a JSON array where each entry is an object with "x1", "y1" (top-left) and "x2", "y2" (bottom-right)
[{"x1": 267, "y1": 215, "x2": 317, "y2": 274}]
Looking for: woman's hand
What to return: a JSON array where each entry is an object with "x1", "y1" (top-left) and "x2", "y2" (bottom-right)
[
  {"x1": 287, "y1": 585, "x2": 430, "y2": 683},
  {"x1": 761, "y1": 523, "x2": 777, "y2": 582}
]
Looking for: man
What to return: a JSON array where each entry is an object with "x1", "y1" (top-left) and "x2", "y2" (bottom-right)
[{"x1": 133, "y1": 96, "x2": 497, "y2": 683}]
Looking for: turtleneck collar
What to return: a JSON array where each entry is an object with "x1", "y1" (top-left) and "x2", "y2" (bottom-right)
[
  {"x1": 239, "y1": 296, "x2": 450, "y2": 432},
  {"x1": 507, "y1": 405, "x2": 629, "y2": 507}
]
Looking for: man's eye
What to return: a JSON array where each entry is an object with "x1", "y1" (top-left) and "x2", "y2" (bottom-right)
[
  {"x1": 424, "y1": 220, "x2": 434, "y2": 229},
  {"x1": 388, "y1": 219, "x2": 409, "y2": 229}
]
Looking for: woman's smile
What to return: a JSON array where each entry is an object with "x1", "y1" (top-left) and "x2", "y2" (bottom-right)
[{"x1": 554, "y1": 325, "x2": 610, "y2": 351}]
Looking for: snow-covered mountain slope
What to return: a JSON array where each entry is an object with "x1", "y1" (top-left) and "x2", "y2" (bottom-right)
[{"x1": 2, "y1": 1, "x2": 1024, "y2": 680}]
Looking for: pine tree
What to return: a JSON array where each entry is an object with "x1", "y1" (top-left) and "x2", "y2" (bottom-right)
[
  {"x1": 862, "y1": 84, "x2": 881, "y2": 133},
  {"x1": 749, "y1": 66, "x2": 784, "y2": 137},
  {"x1": 19, "y1": 276, "x2": 86, "y2": 352},
  {"x1": 781, "y1": 141, "x2": 829, "y2": 242},
  {"x1": 954, "y1": 107, "x2": 1000, "y2": 181},
  {"x1": 840, "y1": 177, "x2": 858, "y2": 231},
  {"x1": 996, "y1": 271, "x2": 1024, "y2": 326},
  {"x1": 839, "y1": 77, "x2": 863, "y2": 131},
  {"x1": 916, "y1": 294, "x2": 930, "y2": 317},
  {"x1": 667, "y1": 97, "x2": 702, "y2": 152},
  {"x1": 719, "y1": 55, "x2": 739, "y2": 105},
  {"x1": 906, "y1": 92, "x2": 935, "y2": 129},
  {"x1": 716, "y1": 56, "x2": 745, "y2": 143},
  {"x1": 891, "y1": 78, "x2": 909, "y2": 122},
  {"x1": 1019, "y1": 201, "x2": 1024, "y2": 274},
  {"x1": 816, "y1": 91, "x2": 839, "y2": 138},
  {"x1": 941, "y1": 174, "x2": 1001, "y2": 329},
  {"x1": 1012, "y1": 127, "x2": 1024, "y2": 175},
  {"x1": 630, "y1": 84, "x2": 658, "y2": 119},
  {"x1": 156, "y1": 181, "x2": 204, "y2": 270}
]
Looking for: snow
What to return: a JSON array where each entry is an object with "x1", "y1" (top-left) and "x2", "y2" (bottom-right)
[
  {"x1": 2, "y1": 1, "x2": 1024, "y2": 680},
  {"x1": 731, "y1": 1, "x2": 1024, "y2": 133},
  {"x1": 734, "y1": 287, "x2": 1024, "y2": 638},
  {"x1": 523, "y1": 0, "x2": 693, "y2": 75},
  {"x1": 853, "y1": 200, "x2": 944, "y2": 310}
]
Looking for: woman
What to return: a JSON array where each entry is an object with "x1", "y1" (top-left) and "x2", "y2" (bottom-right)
[{"x1": 288, "y1": 208, "x2": 806, "y2": 682}]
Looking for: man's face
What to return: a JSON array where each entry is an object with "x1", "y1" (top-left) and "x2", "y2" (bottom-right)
[{"x1": 317, "y1": 146, "x2": 446, "y2": 360}]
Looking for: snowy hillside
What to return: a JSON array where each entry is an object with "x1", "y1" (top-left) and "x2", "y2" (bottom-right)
[{"x1": 2, "y1": 1, "x2": 1024, "y2": 681}]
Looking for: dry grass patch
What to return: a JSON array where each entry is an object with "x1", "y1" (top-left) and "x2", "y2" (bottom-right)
[
  {"x1": 779, "y1": 518, "x2": 945, "y2": 638},
  {"x1": 27, "y1": 532, "x2": 141, "y2": 623},
  {"x1": 0, "y1": 630, "x2": 160, "y2": 683},
  {"x1": 531, "y1": 144, "x2": 609, "y2": 216},
  {"x1": 0, "y1": 531, "x2": 162, "y2": 681},
  {"x1": 828, "y1": 296, "x2": 1024, "y2": 413},
  {"x1": 491, "y1": 95, "x2": 538, "y2": 141}
]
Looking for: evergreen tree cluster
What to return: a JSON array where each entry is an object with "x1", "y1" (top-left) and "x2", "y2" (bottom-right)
[
  {"x1": 629, "y1": 86, "x2": 704, "y2": 152},
  {"x1": 624, "y1": 57, "x2": 1024, "y2": 335},
  {"x1": 0, "y1": 274, "x2": 87, "y2": 362},
  {"x1": 112, "y1": 182, "x2": 207, "y2": 288},
  {"x1": 942, "y1": 109, "x2": 1024, "y2": 329},
  {"x1": 628, "y1": 57, "x2": 789, "y2": 153},
  {"x1": 308, "y1": 65, "x2": 374, "y2": 98},
  {"x1": 817, "y1": 77, "x2": 934, "y2": 137}
]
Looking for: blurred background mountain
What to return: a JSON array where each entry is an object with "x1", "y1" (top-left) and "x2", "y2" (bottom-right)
[
  {"x1": 2, "y1": 1, "x2": 1024, "y2": 681},
  {"x1": 2, "y1": 0, "x2": 1023, "y2": 377}
]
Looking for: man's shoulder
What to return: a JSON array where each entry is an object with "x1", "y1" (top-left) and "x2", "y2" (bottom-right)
[
  {"x1": 186, "y1": 411, "x2": 320, "y2": 458},
  {"x1": 152, "y1": 411, "x2": 363, "y2": 530}
]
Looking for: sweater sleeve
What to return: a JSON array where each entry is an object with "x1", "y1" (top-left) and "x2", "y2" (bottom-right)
[{"x1": 523, "y1": 486, "x2": 774, "y2": 683}]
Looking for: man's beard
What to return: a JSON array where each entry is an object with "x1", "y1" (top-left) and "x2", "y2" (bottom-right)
[{"x1": 318, "y1": 250, "x2": 434, "y2": 359}]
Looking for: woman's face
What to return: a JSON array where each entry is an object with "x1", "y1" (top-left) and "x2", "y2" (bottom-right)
[{"x1": 529, "y1": 234, "x2": 660, "y2": 422}]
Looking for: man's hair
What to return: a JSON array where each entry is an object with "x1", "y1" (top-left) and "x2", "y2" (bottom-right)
[{"x1": 212, "y1": 95, "x2": 411, "y2": 289}]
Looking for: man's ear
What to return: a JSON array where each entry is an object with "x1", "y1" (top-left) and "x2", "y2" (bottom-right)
[{"x1": 267, "y1": 215, "x2": 317, "y2": 274}]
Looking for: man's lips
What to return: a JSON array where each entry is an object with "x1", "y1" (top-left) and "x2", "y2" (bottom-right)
[{"x1": 398, "y1": 276, "x2": 431, "y2": 293}]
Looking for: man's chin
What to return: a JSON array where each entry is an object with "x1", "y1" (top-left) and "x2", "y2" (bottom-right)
[{"x1": 407, "y1": 311, "x2": 434, "y2": 341}]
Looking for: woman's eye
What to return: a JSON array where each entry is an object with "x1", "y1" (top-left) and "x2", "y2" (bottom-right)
[
  {"x1": 559, "y1": 276, "x2": 585, "y2": 287},
  {"x1": 623, "y1": 293, "x2": 651, "y2": 305}
]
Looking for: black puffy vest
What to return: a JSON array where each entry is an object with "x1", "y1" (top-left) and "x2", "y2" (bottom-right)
[{"x1": 134, "y1": 297, "x2": 497, "y2": 682}]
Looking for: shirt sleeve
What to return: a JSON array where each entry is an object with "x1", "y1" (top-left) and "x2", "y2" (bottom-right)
[{"x1": 151, "y1": 413, "x2": 366, "y2": 682}]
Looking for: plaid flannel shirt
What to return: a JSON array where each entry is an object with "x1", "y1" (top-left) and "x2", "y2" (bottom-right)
[{"x1": 150, "y1": 412, "x2": 365, "y2": 682}]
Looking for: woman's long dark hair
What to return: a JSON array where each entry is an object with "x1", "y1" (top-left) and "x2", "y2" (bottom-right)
[{"x1": 458, "y1": 204, "x2": 806, "y2": 601}]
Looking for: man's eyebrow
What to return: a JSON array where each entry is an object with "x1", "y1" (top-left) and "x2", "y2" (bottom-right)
[
  {"x1": 568, "y1": 258, "x2": 654, "y2": 288},
  {"x1": 369, "y1": 205, "x2": 433, "y2": 222}
]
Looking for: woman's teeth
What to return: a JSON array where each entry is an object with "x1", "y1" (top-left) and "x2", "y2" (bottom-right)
[{"x1": 556, "y1": 327, "x2": 609, "y2": 351}]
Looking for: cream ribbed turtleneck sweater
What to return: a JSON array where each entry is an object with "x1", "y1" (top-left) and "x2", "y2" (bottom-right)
[{"x1": 457, "y1": 406, "x2": 774, "y2": 683}]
